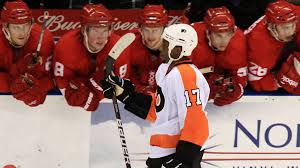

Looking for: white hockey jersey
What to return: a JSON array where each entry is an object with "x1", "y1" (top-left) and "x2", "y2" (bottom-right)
[{"x1": 146, "y1": 62, "x2": 210, "y2": 158}]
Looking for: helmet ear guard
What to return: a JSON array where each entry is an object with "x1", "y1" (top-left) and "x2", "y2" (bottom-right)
[{"x1": 162, "y1": 24, "x2": 198, "y2": 64}]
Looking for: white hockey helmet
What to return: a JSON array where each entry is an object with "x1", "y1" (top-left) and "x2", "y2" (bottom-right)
[{"x1": 162, "y1": 23, "x2": 198, "y2": 63}]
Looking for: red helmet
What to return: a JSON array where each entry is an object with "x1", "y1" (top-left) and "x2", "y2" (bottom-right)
[
  {"x1": 1, "y1": 0, "x2": 32, "y2": 24},
  {"x1": 81, "y1": 4, "x2": 112, "y2": 27},
  {"x1": 204, "y1": 6, "x2": 235, "y2": 32},
  {"x1": 265, "y1": 1, "x2": 297, "y2": 24},
  {"x1": 141, "y1": 4, "x2": 168, "y2": 27}
]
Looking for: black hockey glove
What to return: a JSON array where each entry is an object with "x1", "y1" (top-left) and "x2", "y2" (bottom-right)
[
  {"x1": 105, "y1": 74, "x2": 135, "y2": 103},
  {"x1": 105, "y1": 74, "x2": 153, "y2": 120},
  {"x1": 175, "y1": 140, "x2": 204, "y2": 168},
  {"x1": 99, "y1": 80, "x2": 114, "y2": 99}
]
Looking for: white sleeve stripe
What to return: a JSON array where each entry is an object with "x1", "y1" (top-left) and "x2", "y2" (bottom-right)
[
  {"x1": 84, "y1": 92, "x2": 94, "y2": 110},
  {"x1": 89, "y1": 78, "x2": 103, "y2": 91},
  {"x1": 248, "y1": 73, "x2": 263, "y2": 81}
]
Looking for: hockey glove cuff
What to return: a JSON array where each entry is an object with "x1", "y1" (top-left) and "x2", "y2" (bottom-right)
[
  {"x1": 277, "y1": 51, "x2": 300, "y2": 94},
  {"x1": 175, "y1": 140, "x2": 204, "y2": 167},
  {"x1": 162, "y1": 158, "x2": 187, "y2": 168}
]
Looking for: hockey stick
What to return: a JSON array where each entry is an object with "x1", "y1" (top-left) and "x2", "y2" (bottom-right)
[
  {"x1": 199, "y1": 66, "x2": 214, "y2": 74},
  {"x1": 111, "y1": 94, "x2": 131, "y2": 168},
  {"x1": 294, "y1": 56, "x2": 300, "y2": 75},
  {"x1": 105, "y1": 33, "x2": 136, "y2": 168},
  {"x1": 105, "y1": 33, "x2": 135, "y2": 75},
  {"x1": 21, "y1": 11, "x2": 50, "y2": 85},
  {"x1": 28, "y1": 11, "x2": 50, "y2": 68},
  {"x1": 36, "y1": 11, "x2": 49, "y2": 55}
]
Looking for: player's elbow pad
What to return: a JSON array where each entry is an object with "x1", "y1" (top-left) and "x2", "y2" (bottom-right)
[{"x1": 124, "y1": 92, "x2": 152, "y2": 120}]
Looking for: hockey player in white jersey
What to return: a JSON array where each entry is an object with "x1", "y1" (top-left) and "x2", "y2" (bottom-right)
[{"x1": 103, "y1": 24, "x2": 210, "y2": 168}]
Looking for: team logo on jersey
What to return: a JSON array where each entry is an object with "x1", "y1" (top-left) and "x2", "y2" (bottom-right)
[{"x1": 155, "y1": 86, "x2": 165, "y2": 113}]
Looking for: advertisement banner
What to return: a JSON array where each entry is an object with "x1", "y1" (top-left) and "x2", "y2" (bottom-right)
[
  {"x1": 1, "y1": 95, "x2": 299, "y2": 168},
  {"x1": 31, "y1": 9, "x2": 183, "y2": 38},
  {"x1": 90, "y1": 96, "x2": 300, "y2": 168}
]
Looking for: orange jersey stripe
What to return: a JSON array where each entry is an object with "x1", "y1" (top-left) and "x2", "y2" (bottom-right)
[
  {"x1": 150, "y1": 134, "x2": 180, "y2": 148},
  {"x1": 177, "y1": 64, "x2": 209, "y2": 146},
  {"x1": 146, "y1": 92, "x2": 157, "y2": 122}
]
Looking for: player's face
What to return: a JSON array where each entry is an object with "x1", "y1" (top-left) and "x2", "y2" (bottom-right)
[
  {"x1": 7, "y1": 22, "x2": 31, "y2": 46},
  {"x1": 275, "y1": 22, "x2": 296, "y2": 42},
  {"x1": 160, "y1": 39, "x2": 170, "y2": 63},
  {"x1": 141, "y1": 26, "x2": 164, "y2": 49},
  {"x1": 87, "y1": 26, "x2": 110, "y2": 52},
  {"x1": 209, "y1": 31, "x2": 234, "y2": 51}
]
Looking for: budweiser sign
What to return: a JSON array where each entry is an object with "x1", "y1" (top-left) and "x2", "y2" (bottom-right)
[
  {"x1": 33, "y1": 9, "x2": 182, "y2": 37},
  {"x1": 37, "y1": 14, "x2": 81, "y2": 32}
]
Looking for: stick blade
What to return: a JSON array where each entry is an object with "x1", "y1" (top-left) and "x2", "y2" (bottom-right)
[{"x1": 109, "y1": 33, "x2": 136, "y2": 60}]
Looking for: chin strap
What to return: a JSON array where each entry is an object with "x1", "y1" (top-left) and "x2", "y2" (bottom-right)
[
  {"x1": 167, "y1": 44, "x2": 185, "y2": 65},
  {"x1": 268, "y1": 24, "x2": 283, "y2": 42},
  {"x1": 267, "y1": 23, "x2": 294, "y2": 43},
  {"x1": 2, "y1": 23, "x2": 33, "y2": 48},
  {"x1": 205, "y1": 30, "x2": 219, "y2": 51}
]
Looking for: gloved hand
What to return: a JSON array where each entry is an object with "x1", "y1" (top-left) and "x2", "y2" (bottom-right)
[
  {"x1": 249, "y1": 73, "x2": 279, "y2": 92},
  {"x1": 207, "y1": 73, "x2": 228, "y2": 99},
  {"x1": 10, "y1": 73, "x2": 34, "y2": 94},
  {"x1": 25, "y1": 52, "x2": 43, "y2": 68},
  {"x1": 16, "y1": 53, "x2": 43, "y2": 73},
  {"x1": 100, "y1": 79, "x2": 114, "y2": 99},
  {"x1": 10, "y1": 73, "x2": 47, "y2": 107},
  {"x1": 65, "y1": 79, "x2": 100, "y2": 111},
  {"x1": 162, "y1": 158, "x2": 187, "y2": 168},
  {"x1": 277, "y1": 52, "x2": 300, "y2": 94},
  {"x1": 17, "y1": 87, "x2": 46, "y2": 107},
  {"x1": 214, "y1": 81, "x2": 244, "y2": 106},
  {"x1": 105, "y1": 75, "x2": 135, "y2": 103},
  {"x1": 89, "y1": 69, "x2": 105, "y2": 95}
]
